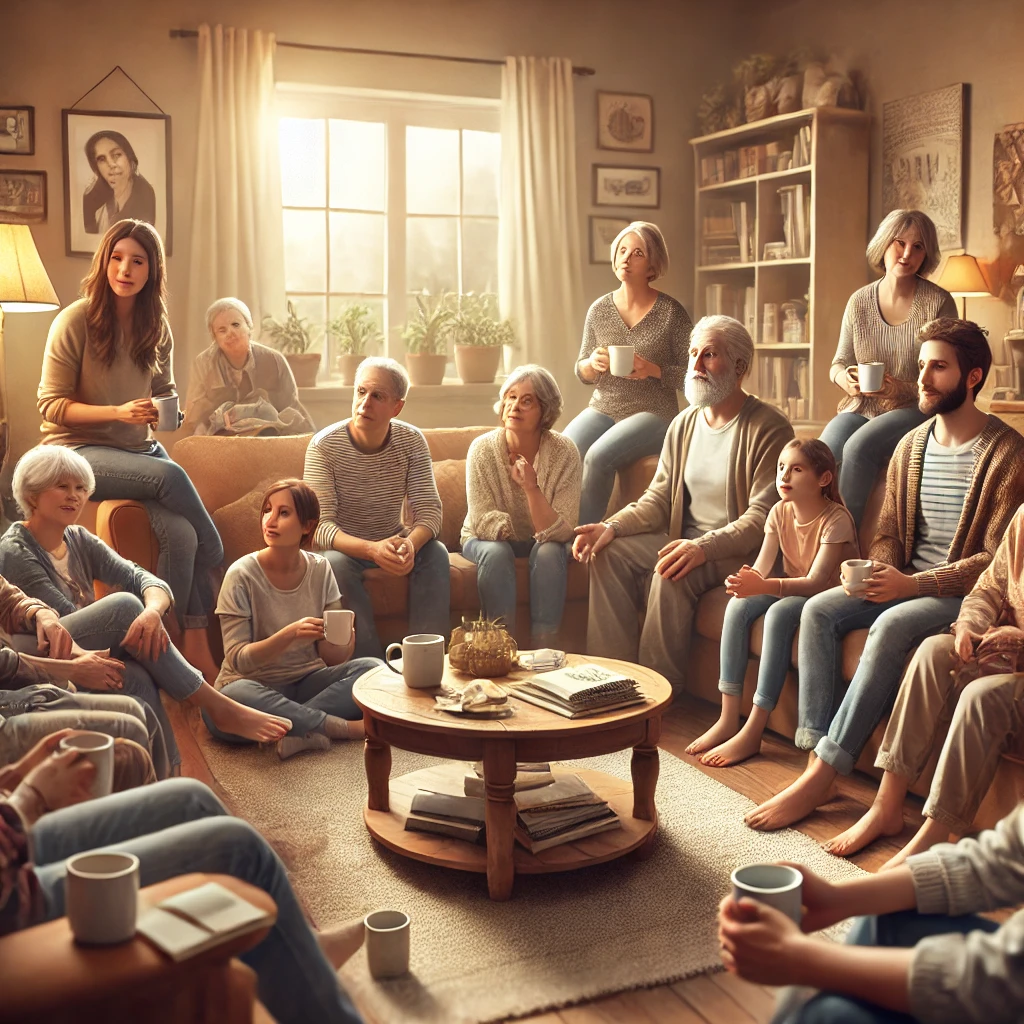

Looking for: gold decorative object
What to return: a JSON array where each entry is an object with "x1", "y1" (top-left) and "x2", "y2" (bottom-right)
[{"x1": 449, "y1": 616, "x2": 518, "y2": 678}]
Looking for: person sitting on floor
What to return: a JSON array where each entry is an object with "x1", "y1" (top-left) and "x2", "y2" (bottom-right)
[
  {"x1": 304, "y1": 357, "x2": 450, "y2": 659},
  {"x1": 206, "y1": 478, "x2": 382, "y2": 759},
  {"x1": 745, "y1": 318, "x2": 1024, "y2": 832},
  {"x1": 572, "y1": 315, "x2": 793, "y2": 686},
  {"x1": 461, "y1": 364, "x2": 581, "y2": 645}
]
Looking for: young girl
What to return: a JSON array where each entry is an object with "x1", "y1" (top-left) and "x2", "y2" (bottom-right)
[{"x1": 685, "y1": 439, "x2": 858, "y2": 767}]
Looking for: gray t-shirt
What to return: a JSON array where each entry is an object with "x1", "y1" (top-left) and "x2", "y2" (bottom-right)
[
  {"x1": 215, "y1": 550, "x2": 341, "y2": 689},
  {"x1": 681, "y1": 411, "x2": 736, "y2": 539}
]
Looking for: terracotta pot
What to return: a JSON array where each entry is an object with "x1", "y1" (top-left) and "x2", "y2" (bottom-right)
[
  {"x1": 336, "y1": 353, "x2": 366, "y2": 386},
  {"x1": 454, "y1": 344, "x2": 502, "y2": 384},
  {"x1": 285, "y1": 352, "x2": 322, "y2": 388},
  {"x1": 405, "y1": 352, "x2": 447, "y2": 386}
]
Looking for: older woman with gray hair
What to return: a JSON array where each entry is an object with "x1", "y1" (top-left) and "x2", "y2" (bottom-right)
[
  {"x1": 183, "y1": 297, "x2": 314, "y2": 436},
  {"x1": 564, "y1": 220, "x2": 692, "y2": 526},
  {"x1": 461, "y1": 365, "x2": 581, "y2": 643}
]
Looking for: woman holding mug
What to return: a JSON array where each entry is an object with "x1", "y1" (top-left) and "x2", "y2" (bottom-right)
[
  {"x1": 563, "y1": 221, "x2": 692, "y2": 526},
  {"x1": 82, "y1": 130, "x2": 157, "y2": 235},
  {"x1": 819, "y1": 209, "x2": 957, "y2": 528}
]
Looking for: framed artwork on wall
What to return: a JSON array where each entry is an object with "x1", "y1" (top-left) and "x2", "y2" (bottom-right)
[
  {"x1": 589, "y1": 215, "x2": 630, "y2": 263},
  {"x1": 62, "y1": 108, "x2": 172, "y2": 257},
  {"x1": 0, "y1": 169, "x2": 46, "y2": 224},
  {"x1": 597, "y1": 92, "x2": 653, "y2": 152},
  {"x1": 593, "y1": 165, "x2": 660, "y2": 209},
  {"x1": 0, "y1": 106, "x2": 34, "y2": 155},
  {"x1": 994, "y1": 121, "x2": 1024, "y2": 238}
]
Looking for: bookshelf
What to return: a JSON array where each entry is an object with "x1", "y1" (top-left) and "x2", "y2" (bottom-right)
[{"x1": 690, "y1": 107, "x2": 870, "y2": 425}]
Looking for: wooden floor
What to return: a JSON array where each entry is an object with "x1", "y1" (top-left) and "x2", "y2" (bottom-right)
[{"x1": 168, "y1": 694, "x2": 925, "y2": 1024}]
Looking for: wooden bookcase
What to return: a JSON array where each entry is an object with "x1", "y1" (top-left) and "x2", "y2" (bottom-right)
[{"x1": 690, "y1": 107, "x2": 870, "y2": 425}]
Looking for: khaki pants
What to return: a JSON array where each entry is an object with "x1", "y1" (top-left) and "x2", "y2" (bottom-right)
[
  {"x1": 877, "y1": 632, "x2": 1024, "y2": 834},
  {"x1": 586, "y1": 532, "x2": 742, "y2": 687}
]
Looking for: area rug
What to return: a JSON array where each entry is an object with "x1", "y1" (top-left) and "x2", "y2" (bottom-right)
[{"x1": 200, "y1": 736, "x2": 867, "y2": 1023}]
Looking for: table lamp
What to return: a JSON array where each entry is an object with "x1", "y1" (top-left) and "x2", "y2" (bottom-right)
[{"x1": 936, "y1": 253, "x2": 989, "y2": 319}]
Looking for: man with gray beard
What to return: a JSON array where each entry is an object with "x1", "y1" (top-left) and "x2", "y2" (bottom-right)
[{"x1": 573, "y1": 316, "x2": 793, "y2": 685}]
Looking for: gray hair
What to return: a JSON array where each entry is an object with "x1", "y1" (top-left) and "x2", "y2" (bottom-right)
[
  {"x1": 13, "y1": 446, "x2": 96, "y2": 516},
  {"x1": 206, "y1": 296, "x2": 254, "y2": 337},
  {"x1": 690, "y1": 315, "x2": 754, "y2": 379},
  {"x1": 865, "y1": 209, "x2": 941, "y2": 278},
  {"x1": 495, "y1": 364, "x2": 563, "y2": 431},
  {"x1": 610, "y1": 221, "x2": 669, "y2": 282},
  {"x1": 356, "y1": 356, "x2": 410, "y2": 401}
]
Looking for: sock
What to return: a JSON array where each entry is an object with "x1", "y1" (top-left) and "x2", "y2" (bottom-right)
[
  {"x1": 276, "y1": 732, "x2": 331, "y2": 760},
  {"x1": 322, "y1": 716, "x2": 352, "y2": 741}
]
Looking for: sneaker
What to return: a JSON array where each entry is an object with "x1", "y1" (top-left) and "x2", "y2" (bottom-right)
[{"x1": 276, "y1": 732, "x2": 331, "y2": 760}]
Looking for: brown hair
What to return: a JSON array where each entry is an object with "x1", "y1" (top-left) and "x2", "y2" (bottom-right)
[
  {"x1": 112, "y1": 738, "x2": 157, "y2": 791},
  {"x1": 782, "y1": 438, "x2": 843, "y2": 504},
  {"x1": 260, "y1": 478, "x2": 320, "y2": 547},
  {"x1": 81, "y1": 219, "x2": 169, "y2": 371},
  {"x1": 917, "y1": 317, "x2": 992, "y2": 399}
]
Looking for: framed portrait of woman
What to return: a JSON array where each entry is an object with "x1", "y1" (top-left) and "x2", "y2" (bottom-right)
[{"x1": 62, "y1": 109, "x2": 172, "y2": 257}]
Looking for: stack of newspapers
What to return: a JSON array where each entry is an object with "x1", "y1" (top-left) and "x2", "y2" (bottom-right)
[
  {"x1": 514, "y1": 774, "x2": 620, "y2": 853},
  {"x1": 512, "y1": 663, "x2": 645, "y2": 718}
]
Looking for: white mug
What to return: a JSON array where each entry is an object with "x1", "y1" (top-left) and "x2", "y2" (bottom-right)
[
  {"x1": 385, "y1": 633, "x2": 445, "y2": 689},
  {"x1": 365, "y1": 909, "x2": 410, "y2": 979},
  {"x1": 608, "y1": 345, "x2": 635, "y2": 377},
  {"x1": 841, "y1": 558, "x2": 874, "y2": 596},
  {"x1": 731, "y1": 863, "x2": 803, "y2": 923},
  {"x1": 857, "y1": 362, "x2": 885, "y2": 393},
  {"x1": 60, "y1": 731, "x2": 114, "y2": 799},
  {"x1": 66, "y1": 851, "x2": 140, "y2": 944},
  {"x1": 324, "y1": 609, "x2": 355, "y2": 646},
  {"x1": 153, "y1": 393, "x2": 180, "y2": 431}
]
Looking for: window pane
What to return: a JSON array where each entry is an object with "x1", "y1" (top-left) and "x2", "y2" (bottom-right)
[
  {"x1": 283, "y1": 210, "x2": 326, "y2": 292},
  {"x1": 329, "y1": 212, "x2": 385, "y2": 294},
  {"x1": 406, "y1": 126, "x2": 459, "y2": 214},
  {"x1": 329, "y1": 119, "x2": 385, "y2": 211},
  {"x1": 326, "y1": 296, "x2": 386, "y2": 377},
  {"x1": 462, "y1": 130, "x2": 500, "y2": 216},
  {"x1": 279, "y1": 118, "x2": 325, "y2": 207},
  {"x1": 462, "y1": 218, "x2": 499, "y2": 295},
  {"x1": 406, "y1": 216, "x2": 457, "y2": 294}
]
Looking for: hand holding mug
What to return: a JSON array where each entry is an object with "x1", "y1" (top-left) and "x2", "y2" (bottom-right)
[
  {"x1": 717, "y1": 894, "x2": 806, "y2": 985},
  {"x1": 588, "y1": 347, "x2": 610, "y2": 374},
  {"x1": 23, "y1": 747, "x2": 96, "y2": 811},
  {"x1": 840, "y1": 366, "x2": 861, "y2": 397},
  {"x1": 627, "y1": 353, "x2": 661, "y2": 380},
  {"x1": 114, "y1": 398, "x2": 158, "y2": 425},
  {"x1": 286, "y1": 616, "x2": 326, "y2": 646}
]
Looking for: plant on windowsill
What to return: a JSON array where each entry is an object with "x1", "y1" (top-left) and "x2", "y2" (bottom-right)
[
  {"x1": 327, "y1": 304, "x2": 384, "y2": 386},
  {"x1": 450, "y1": 292, "x2": 514, "y2": 384},
  {"x1": 402, "y1": 291, "x2": 454, "y2": 386},
  {"x1": 261, "y1": 300, "x2": 322, "y2": 388}
]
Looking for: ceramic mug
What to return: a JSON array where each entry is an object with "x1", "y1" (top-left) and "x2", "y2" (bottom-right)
[
  {"x1": 59, "y1": 731, "x2": 114, "y2": 799},
  {"x1": 365, "y1": 910, "x2": 410, "y2": 979},
  {"x1": 841, "y1": 558, "x2": 874, "y2": 597},
  {"x1": 608, "y1": 345, "x2": 635, "y2": 377},
  {"x1": 66, "y1": 851, "x2": 140, "y2": 945},
  {"x1": 857, "y1": 362, "x2": 885, "y2": 394},
  {"x1": 153, "y1": 393, "x2": 180, "y2": 431},
  {"x1": 323, "y1": 609, "x2": 355, "y2": 646},
  {"x1": 385, "y1": 633, "x2": 445, "y2": 689},
  {"x1": 731, "y1": 863, "x2": 803, "y2": 923}
]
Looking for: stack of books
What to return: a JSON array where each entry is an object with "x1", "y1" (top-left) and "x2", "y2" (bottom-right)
[
  {"x1": 511, "y1": 663, "x2": 645, "y2": 719},
  {"x1": 777, "y1": 183, "x2": 810, "y2": 258},
  {"x1": 792, "y1": 125, "x2": 812, "y2": 167},
  {"x1": 514, "y1": 774, "x2": 620, "y2": 853},
  {"x1": 464, "y1": 761, "x2": 553, "y2": 797},
  {"x1": 700, "y1": 200, "x2": 741, "y2": 265},
  {"x1": 404, "y1": 790, "x2": 486, "y2": 843}
]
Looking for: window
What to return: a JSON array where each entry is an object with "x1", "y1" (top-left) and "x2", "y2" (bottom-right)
[{"x1": 277, "y1": 89, "x2": 501, "y2": 381}]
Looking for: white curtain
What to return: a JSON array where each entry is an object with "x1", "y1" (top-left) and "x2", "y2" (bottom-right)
[
  {"x1": 185, "y1": 24, "x2": 285, "y2": 382},
  {"x1": 499, "y1": 57, "x2": 585, "y2": 418}
]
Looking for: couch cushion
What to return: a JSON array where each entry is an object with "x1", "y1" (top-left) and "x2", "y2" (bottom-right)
[
  {"x1": 423, "y1": 426, "x2": 492, "y2": 462},
  {"x1": 433, "y1": 459, "x2": 468, "y2": 552},
  {"x1": 213, "y1": 480, "x2": 280, "y2": 568}
]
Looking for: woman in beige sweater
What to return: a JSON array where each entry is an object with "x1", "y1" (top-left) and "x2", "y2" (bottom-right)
[{"x1": 461, "y1": 365, "x2": 581, "y2": 643}]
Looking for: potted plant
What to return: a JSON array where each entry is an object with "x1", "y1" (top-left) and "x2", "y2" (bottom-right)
[
  {"x1": 261, "y1": 300, "x2": 321, "y2": 388},
  {"x1": 733, "y1": 54, "x2": 783, "y2": 123},
  {"x1": 402, "y1": 292, "x2": 453, "y2": 386},
  {"x1": 327, "y1": 304, "x2": 384, "y2": 385},
  {"x1": 450, "y1": 293, "x2": 514, "y2": 384}
]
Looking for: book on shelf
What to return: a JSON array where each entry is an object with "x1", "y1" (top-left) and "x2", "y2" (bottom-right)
[
  {"x1": 514, "y1": 773, "x2": 607, "y2": 812},
  {"x1": 404, "y1": 789, "x2": 486, "y2": 842},
  {"x1": 792, "y1": 125, "x2": 812, "y2": 168},
  {"x1": 513, "y1": 772, "x2": 621, "y2": 853},
  {"x1": 464, "y1": 762, "x2": 554, "y2": 797},
  {"x1": 777, "y1": 183, "x2": 809, "y2": 259},
  {"x1": 514, "y1": 814, "x2": 621, "y2": 854},
  {"x1": 510, "y1": 662, "x2": 645, "y2": 719},
  {"x1": 744, "y1": 286, "x2": 757, "y2": 337},
  {"x1": 701, "y1": 200, "x2": 741, "y2": 264}
]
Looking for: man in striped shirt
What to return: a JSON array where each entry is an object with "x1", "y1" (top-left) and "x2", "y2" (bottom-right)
[{"x1": 303, "y1": 358, "x2": 449, "y2": 659}]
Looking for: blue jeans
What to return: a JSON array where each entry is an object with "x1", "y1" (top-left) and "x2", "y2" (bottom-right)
[
  {"x1": 796, "y1": 586, "x2": 962, "y2": 770},
  {"x1": 818, "y1": 407, "x2": 927, "y2": 529},
  {"x1": 562, "y1": 408, "x2": 669, "y2": 526},
  {"x1": 77, "y1": 442, "x2": 225, "y2": 628},
  {"x1": 31, "y1": 778, "x2": 362, "y2": 1024},
  {"x1": 461, "y1": 537, "x2": 569, "y2": 638},
  {"x1": 719, "y1": 594, "x2": 807, "y2": 712},
  {"x1": 203, "y1": 658, "x2": 381, "y2": 742},
  {"x1": 320, "y1": 540, "x2": 451, "y2": 660},
  {"x1": 772, "y1": 909, "x2": 999, "y2": 1023}
]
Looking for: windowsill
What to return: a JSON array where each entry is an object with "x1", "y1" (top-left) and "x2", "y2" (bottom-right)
[{"x1": 298, "y1": 379, "x2": 502, "y2": 400}]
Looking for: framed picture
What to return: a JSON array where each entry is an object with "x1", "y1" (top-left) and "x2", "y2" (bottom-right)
[
  {"x1": 593, "y1": 165, "x2": 660, "y2": 209},
  {"x1": 0, "y1": 169, "x2": 46, "y2": 224},
  {"x1": 0, "y1": 106, "x2": 34, "y2": 155},
  {"x1": 589, "y1": 215, "x2": 630, "y2": 264},
  {"x1": 62, "y1": 108, "x2": 172, "y2": 258},
  {"x1": 597, "y1": 92, "x2": 653, "y2": 152}
]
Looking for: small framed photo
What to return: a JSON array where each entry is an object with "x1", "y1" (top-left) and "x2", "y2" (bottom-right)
[
  {"x1": 589, "y1": 215, "x2": 630, "y2": 264},
  {"x1": 0, "y1": 169, "x2": 47, "y2": 224},
  {"x1": 597, "y1": 92, "x2": 653, "y2": 152},
  {"x1": 593, "y1": 165, "x2": 660, "y2": 209},
  {"x1": 0, "y1": 106, "x2": 35, "y2": 155}
]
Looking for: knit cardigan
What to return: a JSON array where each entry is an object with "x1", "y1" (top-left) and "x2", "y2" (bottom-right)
[{"x1": 955, "y1": 503, "x2": 1024, "y2": 633}]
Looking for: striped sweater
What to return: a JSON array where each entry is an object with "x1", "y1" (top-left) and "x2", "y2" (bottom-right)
[{"x1": 303, "y1": 418, "x2": 443, "y2": 551}]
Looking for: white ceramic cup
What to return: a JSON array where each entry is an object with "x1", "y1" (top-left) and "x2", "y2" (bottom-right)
[
  {"x1": 365, "y1": 910, "x2": 410, "y2": 979},
  {"x1": 66, "y1": 851, "x2": 140, "y2": 945},
  {"x1": 324, "y1": 609, "x2": 355, "y2": 646},
  {"x1": 384, "y1": 633, "x2": 445, "y2": 689},
  {"x1": 59, "y1": 731, "x2": 114, "y2": 799},
  {"x1": 857, "y1": 362, "x2": 885, "y2": 393},
  {"x1": 842, "y1": 558, "x2": 874, "y2": 596},
  {"x1": 153, "y1": 393, "x2": 180, "y2": 431},
  {"x1": 608, "y1": 345, "x2": 635, "y2": 377},
  {"x1": 731, "y1": 863, "x2": 803, "y2": 923}
]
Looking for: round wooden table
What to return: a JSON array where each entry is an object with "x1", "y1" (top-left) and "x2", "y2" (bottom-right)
[{"x1": 353, "y1": 655, "x2": 673, "y2": 900}]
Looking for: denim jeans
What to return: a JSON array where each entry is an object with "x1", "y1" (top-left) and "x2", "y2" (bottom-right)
[
  {"x1": 719, "y1": 594, "x2": 807, "y2": 712},
  {"x1": 771, "y1": 909, "x2": 999, "y2": 1024},
  {"x1": 320, "y1": 539, "x2": 451, "y2": 659},
  {"x1": 562, "y1": 407, "x2": 670, "y2": 526},
  {"x1": 461, "y1": 537, "x2": 569, "y2": 639},
  {"x1": 203, "y1": 658, "x2": 382, "y2": 742},
  {"x1": 818, "y1": 407, "x2": 927, "y2": 529},
  {"x1": 796, "y1": 586, "x2": 962, "y2": 770},
  {"x1": 31, "y1": 778, "x2": 362, "y2": 1024},
  {"x1": 77, "y1": 442, "x2": 224, "y2": 628}
]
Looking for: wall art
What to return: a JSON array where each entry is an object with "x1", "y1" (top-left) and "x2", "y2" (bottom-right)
[
  {"x1": 593, "y1": 165, "x2": 660, "y2": 209},
  {"x1": 597, "y1": 92, "x2": 653, "y2": 152},
  {"x1": 0, "y1": 169, "x2": 46, "y2": 223},
  {"x1": 0, "y1": 106, "x2": 34, "y2": 155}
]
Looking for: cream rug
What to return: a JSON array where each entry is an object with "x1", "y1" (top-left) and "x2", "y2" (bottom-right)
[{"x1": 200, "y1": 737, "x2": 866, "y2": 1023}]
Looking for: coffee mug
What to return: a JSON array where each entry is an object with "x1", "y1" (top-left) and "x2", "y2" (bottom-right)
[
  {"x1": 365, "y1": 909, "x2": 410, "y2": 979},
  {"x1": 841, "y1": 558, "x2": 874, "y2": 596},
  {"x1": 153, "y1": 393, "x2": 180, "y2": 431},
  {"x1": 60, "y1": 731, "x2": 114, "y2": 799},
  {"x1": 324, "y1": 609, "x2": 355, "y2": 646},
  {"x1": 608, "y1": 345, "x2": 635, "y2": 377},
  {"x1": 385, "y1": 633, "x2": 445, "y2": 689},
  {"x1": 66, "y1": 851, "x2": 140, "y2": 944},
  {"x1": 731, "y1": 863, "x2": 803, "y2": 923},
  {"x1": 857, "y1": 362, "x2": 885, "y2": 393}
]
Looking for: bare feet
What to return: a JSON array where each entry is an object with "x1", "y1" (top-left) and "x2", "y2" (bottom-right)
[
  {"x1": 205, "y1": 697, "x2": 291, "y2": 742},
  {"x1": 701, "y1": 725, "x2": 763, "y2": 767},
  {"x1": 685, "y1": 696, "x2": 740, "y2": 756},
  {"x1": 744, "y1": 757, "x2": 838, "y2": 831},
  {"x1": 317, "y1": 917, "x2": 365, "y2": 970},
  {"x1": 879, "y1": 818, "x2": 954, "y2": 871},
  {"x1": 823, "y1": 797, "x2": 905, "y2": 857}
]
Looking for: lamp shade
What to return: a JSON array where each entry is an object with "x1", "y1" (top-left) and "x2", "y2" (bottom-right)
[
  {"x1": 936, "y1": 253, "x2": 990, "y2": 297},
  {"x1": 0, "y1": 224, "x2": 59, "y2": 311}
]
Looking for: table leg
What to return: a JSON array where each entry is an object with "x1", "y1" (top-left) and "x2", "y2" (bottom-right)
[
  {"x1": 364, "y1": 728, "x2": 392, "y2": 813},
  {"x1": 631, "y1": 716, "x2": 661, "y2": 822},
  {"x1": 483, "y1": 741, "x2": 517, "y2": 901}
]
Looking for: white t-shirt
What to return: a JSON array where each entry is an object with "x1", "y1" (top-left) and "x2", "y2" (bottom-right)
[{"x1": 682, "y1": 411, "x2": 737, "y2": 539}]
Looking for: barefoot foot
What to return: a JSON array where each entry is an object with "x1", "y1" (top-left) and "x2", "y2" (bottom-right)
[
  {"x1": 317, "y1": 917, "x2": 366, "y2": 970},
  {"x1": 685, "y1": 717, "x2": 739, "y2": 757},
  {"x1": 207, "y1": 700, "x2": 291, "y2": 743},
  {"x1": 823, "y1": 799, "x2": 904, "y2": 857},
  {"x1": 700, "y1": 727, "x2": 763, "y2": 768},
  {"x1": 879, "y1": 819, "x2": 955, "y2": 871},
  {"x1": 745, "y1": 763, "x2": 838, "y2": 831}
]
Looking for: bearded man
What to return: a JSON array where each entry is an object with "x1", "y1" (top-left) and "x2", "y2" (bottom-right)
[{"x1": 573, "y1": 315, "x2": 793, "y2": 685}]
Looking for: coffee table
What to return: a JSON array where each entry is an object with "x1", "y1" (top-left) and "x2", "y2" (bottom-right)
[{"x1": 353, "y1": 655, "x2": 673, "y2": 900}]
